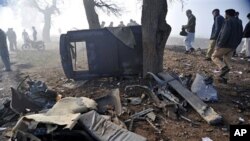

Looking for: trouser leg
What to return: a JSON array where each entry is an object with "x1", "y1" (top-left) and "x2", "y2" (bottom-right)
[
  {"x1": 223, "y1": 50, "x2": 234, "y2": 67},
  {"x1": 9, "y1": 42, "x2": 14, "y2": 51},
  {"x1": 184, "y1": 36, "x2": 191, "y2": 51},
  {"x1": 212, "y1": 48, "x2": 228, "y2": 69},
  {"x1": 0, "y1": 48, "x2": 11, "y2": 70},
  {"x1": 14, "y1": 41, "x2": 17, "y2": 51},
  {"x1": 222, "y1": 50, "x2": 233, "y2": 78},
  {"x1": 240, "y1": 38, "x2": 247, "y2": 54},
  {"x1": 206, "y1": 40, "x2": 216, "y2": 58},
  {"x1": 245, "y1": 38, "x2": 250, "y2": 57},
  {"x1": 184, "y1": 33, "x2": 194, "y2": 51}
]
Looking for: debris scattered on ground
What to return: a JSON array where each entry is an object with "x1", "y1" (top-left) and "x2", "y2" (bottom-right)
[
  {"x1": 79, "y1": 110, "x2": 146, "y2": 141},
  {"x1": 125, "y1": 97, "x2": 142, "y2": 105},
  {"x1": 95, "y1": 89, "x2": 122, "y2": 115},
  {"x1": 62, "y1": 80, "x2": 88, "y2": 89},
  {"x1": 202, "y1": 137, "x2": 213, "y2": 141},
  {"x1": 11, "y1": 76, "x2": 61, "y2": 114},
  {"x1": 0, "y1": 99, "x2": 18, "y2": 127},
  {"x1": 1, "y1": 69, "x2": 242, "y2": 140},
  {"x1": 238, "y1": 117, "x2": 245, "y2": 124},
  {"x1": 191, "y1": 73, "x2": 218, "y2": 102},
  {"x1": 148, "y1": 72, "x2": 222, "y2": 125}
]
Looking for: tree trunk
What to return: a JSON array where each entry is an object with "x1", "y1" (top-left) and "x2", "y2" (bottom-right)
[
  {"x1": 141, "y1": 0, "x2": 171, "y2": 76},
  {"x1": 83, "y1": 0, "x2": 101, "y2": 29},
  {"x1": 43, "y1": 14, "x2": 51, "y2": 42}
]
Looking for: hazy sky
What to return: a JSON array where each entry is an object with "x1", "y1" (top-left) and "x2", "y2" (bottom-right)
[{"x1": 0, "y1": 0, "x2": 250, "y2": 40}]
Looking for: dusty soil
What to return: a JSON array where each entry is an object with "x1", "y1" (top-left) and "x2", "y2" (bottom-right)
[{"x1": 1, "y1": 40, "x2": 250, "y2": 141}]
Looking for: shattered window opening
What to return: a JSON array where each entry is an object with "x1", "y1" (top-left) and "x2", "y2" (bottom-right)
[{"x1": 70, "y1": 41, "x2": 89, "y2": 72}]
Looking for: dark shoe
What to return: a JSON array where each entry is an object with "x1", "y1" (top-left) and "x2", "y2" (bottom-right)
[
  {"x1": 219, "y1": 66, "x2": 230, "y2": 77},
  {"x1": 218, "y1": 77, "x2": 227, "y2": 84},
  {"x1": 204, "y1": 57, "x2": 212, "y2": 61},
  {"x1": 190, "y1": 48, "x2": 195, "y2": 52}
]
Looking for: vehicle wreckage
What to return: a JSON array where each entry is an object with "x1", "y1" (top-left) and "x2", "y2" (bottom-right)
[
  {"x1": 0, "y1": 27, "x2": 225, "y2": 141},
  {"x1": 60, "y1": 26, "x2": 142, "y2": 80}
]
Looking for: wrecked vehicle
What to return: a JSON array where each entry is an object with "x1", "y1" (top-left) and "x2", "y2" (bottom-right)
[{"x1": 60, "y1": 26, "x2": 143, "y2": 80}]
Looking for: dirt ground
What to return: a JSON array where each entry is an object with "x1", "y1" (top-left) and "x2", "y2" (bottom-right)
[{"x1": 1, "y1": 40, "x2": 250, "y2": 141}]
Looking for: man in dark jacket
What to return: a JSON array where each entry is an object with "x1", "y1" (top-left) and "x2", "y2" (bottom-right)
[
  {"x1": 0, "y1": 28, "x2": 11, "y2": 71},
  {"x1": 232, "y1": 11, "x2": 243, "y2": 57},
  {"x1": 205, "y1": 9, "x2": 224, "y2": 61},
  {"x1": 182, "y1": 9, "x2": 196, "y2": 53},
  {"x1": 6, "y1": 28, "x2": 17, "y2": 51},
  {"x1": 240, "y1": 13, "x2": 250, "y2": 60},
  {"x1": 212, "y1": 9, "x2": 243, "y2": 83}
]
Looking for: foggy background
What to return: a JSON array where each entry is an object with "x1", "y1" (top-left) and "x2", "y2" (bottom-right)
[{"x1": 0, "y1": 0, "x2": 250, "y2": 42}]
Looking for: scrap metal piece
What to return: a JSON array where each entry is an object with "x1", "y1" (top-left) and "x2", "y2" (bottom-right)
[
  {"x1": 191, "y1": 73, "x2": 218, "y2": 102},
  {"x1": 130, "y1": 108, "x2": 154, "y2": 119},
  {"x1": 95, "y1": 89, "x2": 122, "y2": 115},
  {"x1": 10, "y1": 87, "x2": 43, "y2": 114},
  {"x1": 125, "y1": 97, "x2": 142, "y2": 105},
  {"x1": 12, "y1": 97, "x2": 97, "y2": 137},
  {"x1": 146, "y1": 118, "x2": 161, "y2": 134},
  {"x1": 128, "y1": 118, "x2": 134, "y2": 131},
  {"x1": 15, "y1": 130, "x2": 41, "y2": 141},
  {"x1": 158, "y1": 72, "x2": 222, "y2": 125},
  {"x1": 11, "y1": 76, "x2": 59, "y2": 114},
  {"x1": 125, "y1": 85, "x2": 166, "y2": 108},
  {"x1": 179, "y1": 115, "x2": 200, "y2": 126},
  {"x1": 146, "y1": 112, "x2": 156, "y2": 121},
  {"x1": 79, "y1": 110, "x2": 147, "y2": 141}
]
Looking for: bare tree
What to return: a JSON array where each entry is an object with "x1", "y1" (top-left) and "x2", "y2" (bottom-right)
[
  {"x1": 32, "y1": 0, "x2": 60, "y2": 42},
  {"x1": 83, "y1": 0, "x2": 121, "y2": 29},
  {"x1": 141, "y1": 0, "x2": 172, "y2": 76}
]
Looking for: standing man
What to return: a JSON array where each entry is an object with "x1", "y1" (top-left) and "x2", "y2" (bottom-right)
[
  {"x1": 100, "y1": 21, "x2": 105, "y2": 28},
  {"x1": 32, "y1": 26, "x2": 37, "y2": 41},
  {"x1": 0, "y1": 28, "x2": 11, "y2": 71},
  {"x1": 205, "y1": 9, "x2": 224, "y2": 61},
  {"x1": 118, "y1": 21, "x2": 125, "y2": 27},
  {"x1": 182, "y1": 9, "x2": 196, "y2": 54},
  {"x1": 211, "y1": 9, "x2": 243, "y2": 83},
  {"x1": 109, "y1": 22, "x2": 114, "y2": 27},
  {"x1": 240, "y1": 13, "x2": 250, "y2": 61},
  {"x1": 6, "y1": 28, "x2": 17, "y2": 51},
  {"x1": 22, "y1": 29, "x2": 30, "y2": 44},
  {"x1": 233, "y1": 11, "x2": 243, "y2": 57}
]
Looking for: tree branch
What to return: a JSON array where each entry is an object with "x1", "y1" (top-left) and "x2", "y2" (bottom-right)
[
  {"x1": 33, "y1": 0, "x2": 45, "y2": 13},
  {"x1": 93, "y1": 0, "x2": 122, "y2": 16}
]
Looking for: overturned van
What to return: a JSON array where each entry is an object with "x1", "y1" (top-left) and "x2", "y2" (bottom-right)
[{"x1": 60, "y1": 26, "x2": 143, "y2": 80}]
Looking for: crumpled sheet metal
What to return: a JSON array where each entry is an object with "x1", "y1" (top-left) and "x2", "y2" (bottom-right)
[
  {"x1": 13, "y1": 97, "x2": 97, "y2": 134},
  {"x1": 96, "y1": 89, "x2": 122, "y2": 115},
  {"x1": 191, "y1": 73, "x2": 218, "y2": 102},
  {"x1": 79, "y1": 110, "x2": 147, "y2": 141},
  {"x1": 107, "y1": 27, "x2": 136, "y2": 49}
]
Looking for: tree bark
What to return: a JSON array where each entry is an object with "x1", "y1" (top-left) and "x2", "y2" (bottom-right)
[
  {"x1": 141, "y1": 0, "x2": 171, "y2": 76},
  {"x1": 43, "y1": 11, "x2": 52, "y2": 42},
  {"x1": 83, "y1": 0, "x2": 101, "y2": 29}
]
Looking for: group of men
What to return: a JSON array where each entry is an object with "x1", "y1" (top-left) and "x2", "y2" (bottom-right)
[
  {"x1": 100, "y1": 19, "x2": 139, "y2": 28},
  {"x1": 183, "y1": 9, "x2": 250, "y2": 83},
  {"x1": 0, "y1": 26, "x2": 38, "y2": 71},
  {"x1": 22, "y1": 27, "x2": 37, "y2": 45}
]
